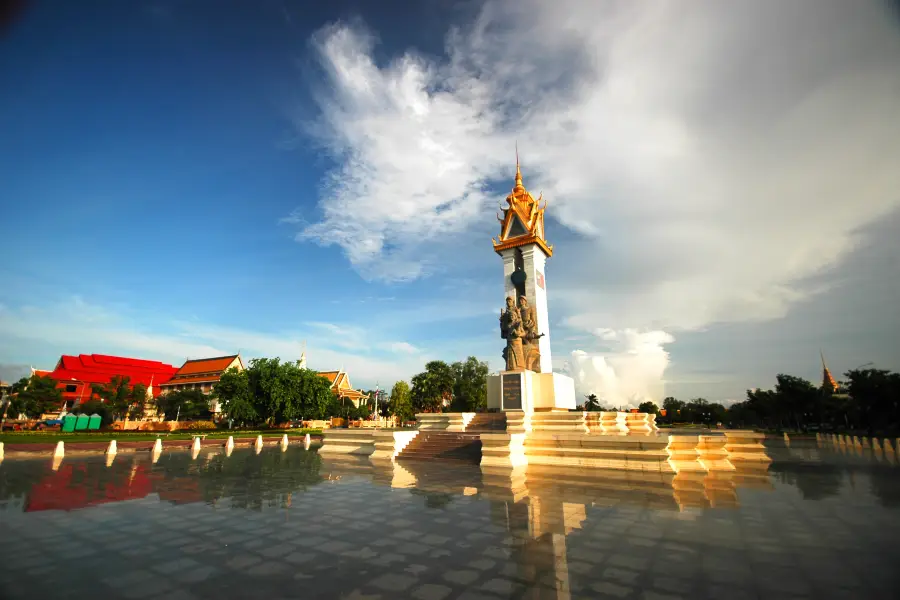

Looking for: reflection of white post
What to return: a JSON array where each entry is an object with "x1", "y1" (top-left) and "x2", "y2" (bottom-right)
[
  {"x1": 191, "y1": 436, "x2": 201, "y2": 452},
  {"x1": 281, "y1": 434, "x2": 289, "y2": 451},
  {"x1": 0, "y1": 441, "x2": 4, "y2": 462},
  {"x1": 551, "y1": 533, "x2": 571, "y2": 600},
  {"x1": 304, "y1": 433, "x2": 311, "y2": 450},
  {"x1": 255, "y1": 435, "x2": 263, "y2": 454},
  {"x1": 226, "y1": 436, "x2": 235, "y2": 453}
]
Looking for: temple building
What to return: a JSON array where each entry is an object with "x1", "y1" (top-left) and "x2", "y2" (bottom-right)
[
  {"x1": 318, "y1": 369, "x2": 367, "y2": 407},
  {"x1": 35, "y1": 354, "x2": 179, "y2": 410},
  {"x1": 158, "y1": 354, "x2": 244, "y2": 414}
]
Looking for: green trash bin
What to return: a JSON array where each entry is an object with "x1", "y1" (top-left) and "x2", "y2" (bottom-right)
[
  {"x1": 75, "y1": 414, "x2": 89, "y2": 431},
  {"x1": 61, "y1": 414, "x2": 77, "y2": 433},
  {"x1": 88, "y1": 414, "x2": 102, "y2": 430}
]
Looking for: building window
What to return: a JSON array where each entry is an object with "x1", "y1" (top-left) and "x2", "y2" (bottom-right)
[{"x1": 65, "y1": 384, "x2": 77, "y2": 393}]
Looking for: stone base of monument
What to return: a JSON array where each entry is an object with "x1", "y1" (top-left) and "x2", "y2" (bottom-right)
[
  {"x1": 526, "y1": 433, "x2": 674, "y2": 471},
  {"x1": 486, "y1": 370, "x2": 576, "y2": 412}
]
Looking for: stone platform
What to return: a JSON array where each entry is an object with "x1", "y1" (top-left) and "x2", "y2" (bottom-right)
[{"x1": 320, "y1": 412, "x2": 770, "y2": 478}]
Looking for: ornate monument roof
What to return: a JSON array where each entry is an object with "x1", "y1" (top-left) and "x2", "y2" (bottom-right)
[{"x1": 492, "y1": 152, "x2": 553, "y2": 257}]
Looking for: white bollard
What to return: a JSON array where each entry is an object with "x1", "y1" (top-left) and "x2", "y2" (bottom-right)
[
  {"x1": 255, "y1": 435, "x2": 263, "y2": 451},
  {"x1": 106, "y1": 440, "x2": 117, "y2": 455},
  {"x1": 53, "y1": 441, "x2": 65, "y2": 458},
  {"x1": 0, "y1": 441, "x2": 4, "y2": 461},
  {"x1": 884, "y1": 439, "x2": 895, "y2": 453},
  {"x1": 192, "y1": 437, "x2": 201, "y2": 452},
  {"x1": 152, "y1": 438, "x2": 163, "y2": 453},
  {"x1": 281, "y1": 434, "x2": 289, "y2": 451},
  {"x1": 226, "y1": 436, "x2": 235, "y2": 452},
  {"x1": 303, "y1": 433, "x2": 311, "y2": 450}
]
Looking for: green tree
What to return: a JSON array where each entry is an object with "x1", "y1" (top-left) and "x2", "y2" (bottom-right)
[
  {"x1": 93, "y1": 375, "x2": 132, "y2": 420},
  {"x1": 157, "y1": 389, "x2": 211, "y2": 421},
  {"x1": 389, "y1": 380, "x2": 414, "y2": 422},
  {"x1": 244, "y1": 359, "x2": 336, "y2": 424},
  {"x1": 451, "y1": 357, "x2": 489, "y2": 412},
  {"x1": 15, "y1": 374, "x2": 63, "y2": 418},
  {"x1": 638, "y1": 401, "x2": 658, "y2": 414},
  {"x1": 774, "y1": 374, "x2": 819, "y2": 430},
  {"x1": 410, "y1": 360, "x2": 454, "y2": 413},
  {"x1": 845, "y1": 368, "x2": 900, "y2": 435},
  {"x1": 662, "y1": 397, "x2": 684, "y2": 422},
  {"x1": 214, "y1": 367, "x2": 258, "y2": 424},
  {"x1": 127, "y1": 383, "x2": 149, "y2": 420}
]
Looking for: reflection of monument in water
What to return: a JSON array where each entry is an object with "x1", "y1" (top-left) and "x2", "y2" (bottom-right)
[{"x1": 321, "y1": 457, "x2": 777, "y2": 599}]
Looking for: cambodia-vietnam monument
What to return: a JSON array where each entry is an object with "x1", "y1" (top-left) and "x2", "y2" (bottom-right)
[{"x1": 488, "y1": 156, "x2": 577, "y2": 412}]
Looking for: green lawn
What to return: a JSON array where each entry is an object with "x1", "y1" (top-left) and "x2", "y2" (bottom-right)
[{"x1": 0, "y1": 429, "x2": 322, "y2": 444}]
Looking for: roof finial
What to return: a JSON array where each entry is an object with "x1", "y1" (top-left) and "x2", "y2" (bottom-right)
[{"x1": 514, "y1": 142, "x2": 524, "y2": 191}]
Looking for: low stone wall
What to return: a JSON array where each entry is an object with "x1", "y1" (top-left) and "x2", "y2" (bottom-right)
[
  {"x1": 318, "y1": 429, "x2": 377, "y2": 456},
  {"x1": 415, "y1": 413, "x2": 475, "y2": 432}
]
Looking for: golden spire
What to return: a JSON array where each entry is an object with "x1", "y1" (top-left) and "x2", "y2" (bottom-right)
[
  {"x1": 514, "y1": 142, "x2": 524, "y2": 192},
  {"x1": 820, "y1": 350, "x2": 837, "y2": 391}
]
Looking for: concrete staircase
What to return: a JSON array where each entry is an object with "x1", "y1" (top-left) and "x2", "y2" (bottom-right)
[
  {"x1": 398, "y1": 431, "x2": 483, "y2": 463},
  {"x1": 466, "y1": 412, "x2": 507, "y2": 431},
  {"x1": 397, "y1": 412, "x2": 507, "y2": 463}
]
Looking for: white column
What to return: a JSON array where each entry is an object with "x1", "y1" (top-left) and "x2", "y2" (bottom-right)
[
  {"x1": 520, "y1": 245, "x2": 552, "y2": 373},
  {"x1": 500, "y1": 248, "x2": 517, "y2": 300}
]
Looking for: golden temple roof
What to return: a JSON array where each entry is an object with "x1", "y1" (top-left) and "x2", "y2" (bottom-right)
[{"x1": 492, "y1": 151, "x2": 553, "y2": 256}]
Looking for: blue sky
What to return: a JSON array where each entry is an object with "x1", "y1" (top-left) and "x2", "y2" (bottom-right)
[{"x1": 1, "y1": 1, "x2": 899, "y2": 404}]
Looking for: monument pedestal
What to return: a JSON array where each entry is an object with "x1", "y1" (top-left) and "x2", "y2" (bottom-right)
[{"x1": 487, "y1": 370, "x2": 576, "y2": 413}]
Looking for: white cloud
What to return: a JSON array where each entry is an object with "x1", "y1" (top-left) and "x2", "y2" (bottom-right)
[
  {"x1": 570, "y1": 329, "x2": 675, "y2": 408},
  {"x1": 295, "y1": 0, "x2": 900, "y2": 342},
  {"x1": 388, "y1": 341, "x2": 419, "y2": 354}
]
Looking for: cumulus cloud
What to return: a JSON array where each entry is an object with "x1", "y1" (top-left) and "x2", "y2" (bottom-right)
[
  {"x1": 570, "y1": 329, "x2": 675, "y2": 408},
  {"x1": 295, "y1": 0, "x2": 900, "y2": 341}
]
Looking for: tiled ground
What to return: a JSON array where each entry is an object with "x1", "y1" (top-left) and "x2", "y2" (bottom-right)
[{"x1": 1, "y1": 441, "x2": 899, "y2": 599}]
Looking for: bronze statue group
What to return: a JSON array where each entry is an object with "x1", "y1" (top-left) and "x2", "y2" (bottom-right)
[{"x1": 500, "y1": 295, "x2": 543, "y2": 372}]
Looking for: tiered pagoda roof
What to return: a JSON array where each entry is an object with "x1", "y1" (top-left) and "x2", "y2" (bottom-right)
[{"x1": 492, "y1": 154, "x2": 553, "y2": 257}]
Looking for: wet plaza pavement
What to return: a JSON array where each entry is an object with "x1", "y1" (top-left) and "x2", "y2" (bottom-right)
[{"x1": 1, "y1": 439, "x2": 899, "y2": 599}]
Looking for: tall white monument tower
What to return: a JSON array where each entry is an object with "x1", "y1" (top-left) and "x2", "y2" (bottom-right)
[
  {"x1": 487, "y1": 154, "x2": 576, "y2": 412},
  {"x1": 493, "y1": 157, "x2": 554, "y2": 372}
]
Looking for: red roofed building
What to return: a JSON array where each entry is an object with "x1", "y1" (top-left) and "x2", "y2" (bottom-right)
[
  {"x1": 40, "y1": 354, "x2": 179, "y2": 409},
  {"x1": 158, "y1": 354, "x2": 244, "y2": 414}
]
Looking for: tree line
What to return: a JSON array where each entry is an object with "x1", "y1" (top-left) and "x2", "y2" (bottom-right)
[
  {"x1": 385, "y1": 357, "x2": 490, "y2": 422},
  {"x1": 580, "y1": 368, "x2": 899, "y2": 435},
  {"x1": 5, "y1": 359, "x2": 895, "y2": 435}
]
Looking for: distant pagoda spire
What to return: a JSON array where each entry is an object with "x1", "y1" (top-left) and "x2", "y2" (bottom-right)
[{"x1": 820, "y1": 350, "x2": 837, "y2": 392}]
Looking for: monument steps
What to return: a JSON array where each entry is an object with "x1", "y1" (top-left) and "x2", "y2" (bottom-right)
[
  {"x1": 465, "y1": 413, "x2": 507, "y2": 432},
  {"x1": 397, "y1": 431, "x2": 483, "y2": 463}
]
